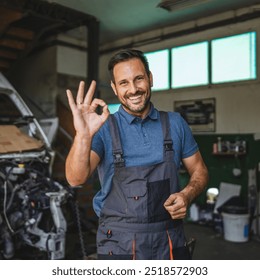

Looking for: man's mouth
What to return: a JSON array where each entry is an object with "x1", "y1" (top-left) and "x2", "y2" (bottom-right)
[{"x1": 127, "y1": 94, "x2": 143, "y2": 104}]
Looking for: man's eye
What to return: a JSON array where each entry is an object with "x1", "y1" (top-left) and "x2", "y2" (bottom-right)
[{"x1": 120, "y1": 81, "x2": 127, "y2": 86}]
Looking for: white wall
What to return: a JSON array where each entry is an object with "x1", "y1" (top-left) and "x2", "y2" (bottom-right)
[
  {"x1": 57, "y1": 46, "x2": 87, "y2": 78},
  {"x1": 9, "y1": 46, "x2": 58, "y2": 117},
  {"x1": 9, "y1": 34, "x2": 87, "y2": 118},
  {"x1": 98, "y1": 8, "x2": 260, "y2": 134},
  {"x1": 8, "y1": 5, "x2": 260, "y2": 135}
]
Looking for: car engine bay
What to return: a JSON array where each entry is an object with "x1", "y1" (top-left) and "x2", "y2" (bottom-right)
[{"x1": 0, "y1": 73, "x2": 72, "y2": 259}]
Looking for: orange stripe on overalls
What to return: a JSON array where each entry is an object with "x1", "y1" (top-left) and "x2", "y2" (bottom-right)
[
  {"x1": 166, "y1": 230, "x2": 174, "y2": 260},
  {"x1": 132, "y1": 239, "x2": 136, "y2": 260}
]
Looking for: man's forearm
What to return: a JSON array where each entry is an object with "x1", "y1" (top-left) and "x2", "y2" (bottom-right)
[
  {"x1": 65, "y1": 134, "x2": 92, "y2": 186},
  {"x1": 181, "y1": 168, "x2": 209, "y2": 205}
]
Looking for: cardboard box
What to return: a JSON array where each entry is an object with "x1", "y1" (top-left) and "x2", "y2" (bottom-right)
[{"x1": 0, "y1": 125, "x2": 43, "y2": 154}]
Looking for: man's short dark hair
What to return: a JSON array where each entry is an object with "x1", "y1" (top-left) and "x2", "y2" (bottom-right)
[{"x1": 108, "y1": 49, "x2": 150, "y2": 83}]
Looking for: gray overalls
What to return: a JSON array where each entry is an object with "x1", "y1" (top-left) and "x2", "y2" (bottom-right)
[{"x1": 97, "y1": 111, "x2": 190, "y2": 260}]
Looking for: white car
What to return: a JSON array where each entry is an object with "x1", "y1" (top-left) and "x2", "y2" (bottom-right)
[{"x1": 0, "y1": 72, "x2": 68, "y2": 259}]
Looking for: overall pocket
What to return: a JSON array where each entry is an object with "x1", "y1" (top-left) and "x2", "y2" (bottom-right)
[
  {"x1": 123, "y1": 179, "x2": 148, "y2": 223},
  {"x1": 147, "y1": 178, "x2": 171, "y2": 223},
  {"x1": 97, "y1": 226, "x2": 134, "y2": 259}
]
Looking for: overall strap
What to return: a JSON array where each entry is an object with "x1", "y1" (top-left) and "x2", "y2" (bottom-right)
[
  {"x1": 108, "y1": 114, "x2": 125, "y2": 167},
  {"x1": 159, "y1": 111, "x2": 174, "y2": 157},
  {"x1": 108, "y1": 112, "x2": 173, "y2": 166}
]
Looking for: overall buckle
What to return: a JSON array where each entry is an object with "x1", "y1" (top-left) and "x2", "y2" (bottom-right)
[
  {"x1": 164, "y1": 140, "x2": 173, "y2": 152},
  {"x1": 113, "y1": 152, "x2": 125, "y2": 166}
]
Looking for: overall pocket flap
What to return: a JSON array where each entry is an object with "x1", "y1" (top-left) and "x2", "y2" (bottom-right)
[{"x1": 124, "y1": 180, "x2": 147, "y2": 198}]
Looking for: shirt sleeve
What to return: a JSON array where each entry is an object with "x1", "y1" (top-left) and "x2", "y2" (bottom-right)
[
  {"x1": 179, "y1": 114, "x2": 198, "y2": 159},
  {"x1": 91, "y1": 130, "x2": 104, "y2": 160},
  {"x1": 170, "y1": 112, "x2": 198, "y2": 160}
]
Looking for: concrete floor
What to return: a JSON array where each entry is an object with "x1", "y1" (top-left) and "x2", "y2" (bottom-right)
[
  {"x1": 7, "y1": 202, "x2": 260, "y2": 260},
  {"x1": 11, "y1": 220, "x2": 260, "y2": 260},
  {"x1": 66, "y1": 220, "x2": 260, "y2": 260},
  {"x1": 184, "y1": 222, "x2": 260, "y2": 260}
]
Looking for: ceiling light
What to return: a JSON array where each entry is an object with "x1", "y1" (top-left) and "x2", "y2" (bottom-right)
[{"x1": 157, "y1": 0, "x2": 212, "y2": 12}]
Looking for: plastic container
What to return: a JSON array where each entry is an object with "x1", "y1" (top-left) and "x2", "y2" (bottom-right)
[
  {"x1": 189, "y1": 203, "x2": 199, "y2": 222},
  {"x1": 222, "y1": 212, "x2": 250, "y2": 242}
]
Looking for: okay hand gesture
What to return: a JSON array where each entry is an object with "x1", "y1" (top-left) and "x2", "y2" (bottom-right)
[{"x1": 66, "y1": 80, "x2": 110, "y2": 138}]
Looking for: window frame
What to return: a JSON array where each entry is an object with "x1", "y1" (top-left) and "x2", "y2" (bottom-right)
[
  {"x1": 144, "y1": 49, "x2": 170, "y2": 91},
  {"x1": 210, "y1": 31, "x2": 257, "y2": 84},
  {"x1": 170, "y1": 40, "x2": 209, "y2": 89}
]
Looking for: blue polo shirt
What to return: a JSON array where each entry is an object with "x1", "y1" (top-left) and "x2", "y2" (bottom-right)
[{"x1": 91, "y1": 103, "x2": 198, "y2": 217}]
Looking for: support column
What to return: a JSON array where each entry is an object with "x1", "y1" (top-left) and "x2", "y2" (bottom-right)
[{"x1": 87, "y1": 19, "x2": 100, "y2": 98}]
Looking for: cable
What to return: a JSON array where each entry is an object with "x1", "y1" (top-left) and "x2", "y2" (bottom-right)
[
  {"x1": 73, "y1": 199, "x2": 88, "y2": 259},
  {"x1": 3, "y1": 181, "x2": 14, "y2": 233}
]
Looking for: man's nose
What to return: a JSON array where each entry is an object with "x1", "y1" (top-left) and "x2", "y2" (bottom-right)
[{"x1": 128, "y1": 81, "x2": 138, "y2": 93}]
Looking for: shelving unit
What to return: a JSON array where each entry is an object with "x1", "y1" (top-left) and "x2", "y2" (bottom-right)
[
  {"x1": 212, "y1": 138, "x2": 247, "y2": 156},
  {"x1": 212, "y1": 152, "x2": 246, "y2": 156}
]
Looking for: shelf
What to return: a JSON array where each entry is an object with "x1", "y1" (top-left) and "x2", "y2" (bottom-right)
[{"x1": 212, "y1": 152, "x2": 246, "y2": 156}]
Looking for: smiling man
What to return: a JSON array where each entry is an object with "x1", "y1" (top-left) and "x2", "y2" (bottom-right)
[
  {"x1": 110, "y1": 56, "x2": 152, "y2": 117},
  {"x1": 65, "y1": 49, "x2": 208, "y2": 260}
]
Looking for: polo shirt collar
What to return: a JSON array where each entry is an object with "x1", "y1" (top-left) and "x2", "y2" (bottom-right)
[{"x1": 118, "y1": 103, "x2": 158, "y2": 124}]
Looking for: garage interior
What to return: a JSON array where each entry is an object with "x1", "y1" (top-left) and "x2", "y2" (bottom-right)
[{"x1": 1, "y1": 0, "x2": 260, "y2": 260}]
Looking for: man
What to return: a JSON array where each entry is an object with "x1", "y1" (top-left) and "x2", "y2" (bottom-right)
[{"x1": 66, "y1": 49, "x2": 208, "y2": 260}]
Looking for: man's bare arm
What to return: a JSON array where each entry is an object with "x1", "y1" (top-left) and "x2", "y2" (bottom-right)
[
  {"x1": 181, "y1": 151, "x2": 209, "y2": 204},
  {"x1": 164, "y1": 151, "x2": 208, "y2": 219},
  {"x1": 65, "y1": 136, "x2": 100, "y2": 186},
  {"x1": 65, "y1": 80, "x2": 109, "y2": 186}
]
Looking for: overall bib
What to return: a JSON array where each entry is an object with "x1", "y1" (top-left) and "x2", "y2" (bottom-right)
[{"x1": 97, "y1": 111, "x2": 191, "y2": 260}]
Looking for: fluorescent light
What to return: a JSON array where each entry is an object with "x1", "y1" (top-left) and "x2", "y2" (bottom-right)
[{"x1": 157, "y1": 0, "x2": 211, "y2": 12}]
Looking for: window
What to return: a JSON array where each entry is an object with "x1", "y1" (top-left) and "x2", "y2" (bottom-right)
[
  {"x1": 144, "y1": 49, "x2": 169, "y2": 91},
  {"x1": 171, "y1": 41, "x2": 209, "y2": 88},
  {"x1": 108, "y1": 103, "x2": 121, "y2": 114},
  {"x1": 211, "y1": 32, "x2": 256, "y2": 83},
  {"x1": 144, "y1": 31, "x2": 257, "y2": 91}
]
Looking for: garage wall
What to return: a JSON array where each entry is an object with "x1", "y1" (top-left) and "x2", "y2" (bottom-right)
[
  {"x1": 95, "y1": 10, "x2": 260, "y2": 201},
  {"x1": 98, "y1": 12, "x2": 260, "y2": 135},
  {"x1": 9, "y1": 8, "x2": 260, "y2": 135},
  {"x1": 57, "y1": 45, "x2": 87, "y2": 78},
  {"x1": 8, "y1": 46, "x2": 58, "y2": 118}
]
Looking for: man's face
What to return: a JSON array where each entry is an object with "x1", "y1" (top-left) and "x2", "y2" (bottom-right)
[{"x1": 111, "y1": 58, "x2": 153, "y2": 118}]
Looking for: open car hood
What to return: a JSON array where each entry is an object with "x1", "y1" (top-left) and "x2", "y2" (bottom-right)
[{"x1": 0, "y1": 72, "x2": 54, "y2": 174}]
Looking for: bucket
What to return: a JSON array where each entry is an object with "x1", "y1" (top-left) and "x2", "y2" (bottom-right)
[{"x1": 222, "y1": 212, "x2": 250, "y2": 242}]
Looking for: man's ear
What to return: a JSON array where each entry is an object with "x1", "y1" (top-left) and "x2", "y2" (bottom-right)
[
  {"x1": 111, "y1": 81, "x2": 118, "y2": 96},
  {"x1": 149, "y1": 72, "x2": 153, "y2": 87}
]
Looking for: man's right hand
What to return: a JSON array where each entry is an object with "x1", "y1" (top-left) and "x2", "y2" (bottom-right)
[{"x1": 66, "y1": 80, "x2": 110, "y2": 138}]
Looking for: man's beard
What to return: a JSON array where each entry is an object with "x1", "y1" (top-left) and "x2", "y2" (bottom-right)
[{"x1": 120, "y1": 90, "x2": 151, "y2": 114}]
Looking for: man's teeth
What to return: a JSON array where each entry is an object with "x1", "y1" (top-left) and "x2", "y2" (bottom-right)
[{"x1": 129, "y1": 95, "x2": 141, "y2": 100}]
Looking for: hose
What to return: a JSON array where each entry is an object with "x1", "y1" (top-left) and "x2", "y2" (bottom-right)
[{"x1": 73, "y1": 199, "x2": 88, "y2": 259}]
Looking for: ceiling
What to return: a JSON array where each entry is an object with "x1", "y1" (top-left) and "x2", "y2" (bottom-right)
[
  {"x1": 0, "y1": 0, "x2": 98, "y2": 75},
  {"x1": 51, "y1": 0, "x2": 260, "y2": 43},
  {"x1": 0, "y1": 0, "x2": 260, "y2": 74}
]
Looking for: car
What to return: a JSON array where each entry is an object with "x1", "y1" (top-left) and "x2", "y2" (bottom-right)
[{"x1": 0, "y1": 72, "x2": 69, "y2": 259}]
